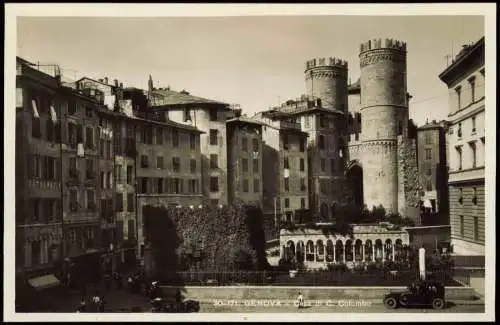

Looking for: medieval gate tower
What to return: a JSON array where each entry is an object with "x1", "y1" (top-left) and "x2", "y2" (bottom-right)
[
  {"x1": 304, "y1": 57, "x2": 348, "y2": 219},
  {"x1": 358, "y1": 38, "x2": 409, "y2": 214}
]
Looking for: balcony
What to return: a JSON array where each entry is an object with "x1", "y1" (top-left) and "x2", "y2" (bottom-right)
[
  {"x1": 279, "y1": 120, "x2": 302, "y2": 130},
  {"x1": 28, "y1": 178, "x2": 61, "y2": 190}
]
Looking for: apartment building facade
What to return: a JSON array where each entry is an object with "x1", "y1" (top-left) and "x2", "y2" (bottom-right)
[
  {"x1": 148, "y1": 88, "x2": 231, "y2": 206},
  {"x1": 134, "y1": 116, "x2": 204, "y2": 259},
  {"x1": 253, "y1": 111, "x2": 309, "y2": 225},
  {"x1": 15, "y1": 57, "x2": 108, "y2": 282},
  {"x1": 226, "y1": 117, "x2": 264, "y2": 207},
  {"x1": 15, "y1": 58, "x2": 64, "y2": 278},
  {"x1": 416, "y1": 121, "x2": 450, "y2": 225},
  {"x1": 257, "y1": 100, "x2": 344, "y2": 222},
  {"x1": 439, "y1": 37, "x2": 485, "y2": 256}
]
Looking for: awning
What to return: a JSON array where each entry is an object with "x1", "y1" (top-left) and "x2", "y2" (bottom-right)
[{"x1": 28, "y1": 274, "x2": 60, "y2": 290}]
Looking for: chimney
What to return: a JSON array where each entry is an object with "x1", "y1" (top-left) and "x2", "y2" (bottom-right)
[
  {"x1": 120, "y1": 82, "x2": 123, "y2": 88},
  {"x1": 114, "y1": 79, "x2": 119, "y2": 87},
  {"x1": 104, "y1": 77, "x2": 108, "y2": 84},
  {"x1": 98, "y1": 78, "x2": 104, "y2": 83}
]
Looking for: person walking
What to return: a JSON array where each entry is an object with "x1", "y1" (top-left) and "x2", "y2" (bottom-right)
[
  {"x1": 76, "y1": 297, "x2": 87, "y2": 313},
  {"x1": 297, "y1": 292, "x2": 304, "y2": 309}
]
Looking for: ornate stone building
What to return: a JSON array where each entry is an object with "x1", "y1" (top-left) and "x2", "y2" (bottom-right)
[{"x1": 279, "y1": 224, "x2": 410, "y2": 270}]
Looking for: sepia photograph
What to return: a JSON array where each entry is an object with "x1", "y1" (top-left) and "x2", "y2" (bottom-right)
[{"x1": 4, "y1": 3, "x2": 496, "y2": 322}]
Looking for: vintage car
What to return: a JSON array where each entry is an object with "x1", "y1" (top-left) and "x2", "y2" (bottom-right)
[{"x1": 383, "y1": 280, "x2": 446, "y2": 309}]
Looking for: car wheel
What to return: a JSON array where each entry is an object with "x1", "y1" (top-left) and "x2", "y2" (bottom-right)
[
  {"x1": 432, "y1": 298, "x2": 445, "y2": 310},
  {"x1": 384, "y1": 297, "x2": 398, "y2": 309}
]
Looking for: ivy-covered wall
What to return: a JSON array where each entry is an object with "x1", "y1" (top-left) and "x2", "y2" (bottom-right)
[
  {"x1": 397, "y1": 136, "x2": 422, "y2": 224},
  {"x1": 143, "y1": 204, "x2": 268, "y2": 277}
]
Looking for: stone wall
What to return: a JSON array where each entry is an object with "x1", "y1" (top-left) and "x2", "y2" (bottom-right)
[{"x1": 397, "y1": 136, "x2": 422, "y2": 223}]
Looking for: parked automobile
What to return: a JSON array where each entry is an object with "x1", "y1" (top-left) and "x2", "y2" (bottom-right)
[{"x1": 383, "y1": 280, "x2": 446, "y2": 310}]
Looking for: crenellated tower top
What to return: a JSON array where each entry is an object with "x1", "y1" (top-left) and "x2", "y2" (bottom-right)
[
  {"x1": 305, "y1": 57, "x2": 348, "y2": 72},
  {"x1": 359, "y1": 38, "x2": 407, "y2": 54}
]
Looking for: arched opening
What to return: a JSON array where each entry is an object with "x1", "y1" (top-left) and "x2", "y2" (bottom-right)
[
  {"x1": 365, "y1": 240, "x2": 373, "y2": 262},
  {"x1": 335, "y1": 240, "x2": 343, "y2": 262},
  {"x1": 286, "y1": 240, "x2": 296, "y2": 262},
  {"x1": 374, "y1": 239, "x2": 383, "y2": 261},
  {"x1": 345, "y1": 240, "x2": 353, "y2": 262},
  {"x1": 355, "y1": 239, "x2": 363, "y2": 262},
  {"x1": 346, "y1": 162, "x2": 363, "y2": 207},
  {"x1": 385, "y1": 239, "x2": 393, "y2": 261},
  {"x1": 296, "y1": 240, "x2": 305, "y2": 263},
  {"x1": 326, "y1": 240, "x2": 334, "y2": 262},
  {"x1": 316, "y1": 240, "x2": 325, "y2": 262},
  {"x1": 306, "y1": 240, "x2": 315, "y2": 262},
  {"x1": 394, "y1": 239, "x2": 403, "y2": 262}
]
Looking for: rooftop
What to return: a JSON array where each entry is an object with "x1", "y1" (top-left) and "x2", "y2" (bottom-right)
[
  {"x1": 148, "y1": 88, "x2": 229, "y2": 108},
  {"x1": 439, "y1": 36, "x2": 485, "y2": 85},
  {"x1": 226, "y1": 116, "x2": 266, "y2": 126},
  {"x1": 417, "y1": 119, "x2": 449, "y2": 131}
]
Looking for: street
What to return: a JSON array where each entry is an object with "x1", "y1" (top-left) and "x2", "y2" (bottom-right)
[{"x1": 40, "y1": 285, "x2": 484, "y2": 314}]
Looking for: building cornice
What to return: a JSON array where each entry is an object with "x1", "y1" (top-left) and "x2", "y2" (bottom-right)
[{"x1": 438, "y1": 37, "x2": 485, "y2": 86}]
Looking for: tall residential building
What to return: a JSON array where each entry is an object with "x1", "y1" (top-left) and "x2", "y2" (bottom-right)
[
  {"x1": 439, "y1": 36, "x2": 485, "y2": 256},
  {"x1": 15, "y1": 57, "x2": 111, "y2": 282},
  {"x1": 226, "y1": 117, "x2": 264, "y2": 207},
  {"x1": 253, "y1": 111, "x2": 309, "y2": 225},
  {"x1": 416, "y1": 120, "x2": 450, "y2": 225},
  {"x1": 148, "y1": 86, "x2": 232, "y2": 206},
  {"x1": 256, "y1": 96, "x2": 347, "y2": 222},
  {"x1": 16, "y1": 57, "x2": 64, "y2": 278},
  {"x1": 76, "y1": 77, "x2": 122, "y2": 273},
  {"x1": 134, "y1": 115, "x2": 204, "y2": 260}
]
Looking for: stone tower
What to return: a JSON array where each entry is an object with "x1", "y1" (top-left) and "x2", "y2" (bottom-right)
[
  {"x1": 303, "y1": 57, "x2": 349, "y2": 220},
  {"x1": 359, "y1": 38, "x2": 409, "y2": 213},
  {"x1": 305, "y1": 57, "x2": 348, "y2": 114}
]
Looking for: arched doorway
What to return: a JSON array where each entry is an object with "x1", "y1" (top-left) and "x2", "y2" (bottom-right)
[
  {"x1": 306, "y1": 240, "x2": 315, "y2": 262},
  {"x1": 286, "y1": 240, "x2": 295, "y2": 262},
  {"x1": 365, "y1": 240, "x2": 373, "y2": 262},
  {"x1": 374, "y1": 239, "x2": 383, "y2": 261},
  {"x1": 335, "y1": 240, "x2": 343, "y2": 263},
  {"x1": 316, "y1": 240, "x2": 325, "y2": 262},
  {"x1": 296, "y1": 241, "x2": 305, "y2": 263},
  {"x1": 326, "y1": 240, "x2": 334, "y2": 262},
  {"x1": 345, "y1": 240, "x2": 353, "y2": 262},
  {"x1": 346, "y1": 161, "x2": 363, "y2": 207}
]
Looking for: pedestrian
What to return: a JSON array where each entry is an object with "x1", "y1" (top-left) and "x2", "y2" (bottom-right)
[
  {"x1": 297, "y1": 292, "x2": 304, "y2": 309},
  {"x1": 98, "y1": 296, "x2": 105, "y2": 312},
  {"x1": 76, "y1": 297, "x2": 87, "y2": 313},
  {"x1": 175, "y1": 288, "x2": 182, "y2": 304}
]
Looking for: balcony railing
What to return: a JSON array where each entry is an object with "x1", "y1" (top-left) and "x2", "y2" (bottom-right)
[{"x1": 279, "y1": 120, "x2": 302, "y2": 130}]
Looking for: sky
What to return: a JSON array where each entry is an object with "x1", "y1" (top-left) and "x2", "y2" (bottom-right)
[{"x1": 17, "y1": 15, "x2": 484, "y2": 126}]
